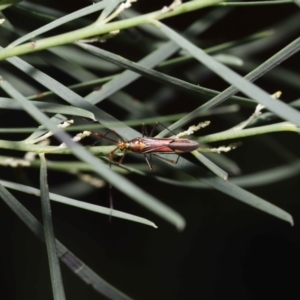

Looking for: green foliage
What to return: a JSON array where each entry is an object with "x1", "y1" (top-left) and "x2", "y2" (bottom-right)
[{"x1": 0, "y1": 0, "x2": 299, "y2": 299}]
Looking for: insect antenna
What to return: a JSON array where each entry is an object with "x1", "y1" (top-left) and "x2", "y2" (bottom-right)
[
  {"x1": 91, "y1": 130, "x2": 119, "y2": 144},
  {"x1": 155, "y1": 122, "x2": 178, "y2": 136}
]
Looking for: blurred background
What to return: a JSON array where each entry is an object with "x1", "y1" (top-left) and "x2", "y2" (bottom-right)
[{"x1": 0, "y1": 0, "x2": 300, "y2": 299}]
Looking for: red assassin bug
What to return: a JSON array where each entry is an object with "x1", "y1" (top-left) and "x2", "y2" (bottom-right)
[
  {"x1": 86, "y1": 122, "x2": 208, "y2": 216},
  {"x1": 90, "y1": 123, "x2": 202, "y2": 170}
]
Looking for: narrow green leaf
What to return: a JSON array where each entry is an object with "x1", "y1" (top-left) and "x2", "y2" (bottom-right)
[
  {"x1": 8, "y1": 0, "x2": 110, "y2": 47},
  {"x1": 156, "y1": 35, "x2": 300, "y2": 136},
  {"x1": 0, "y1": 78, "x2": 185, "y2": 230},
  {"x1": 39, "y1": 153, "x2": 66, "y2": 300},
  {"x1": 77, "y1": 42, "x2": 219, "y2": 102},
  {"x1": 0, "y1": 0, "x2": 21, "y2": 11},
  {"x1": 203, "y1": 175, "x2": 293, "y2": 225},
  {"x1": 0, "y1": 97, "x2": 96, "y2": 120},
  {"x1": 0, "y1": 183, "x2": 133, "y2": 299},
  {"x1": 97, "y1": 0, "x2": 124, "y2": 23},
  {"x1": 172, "y1": 157, "x2": 294, "y2": 225},
  {"x1": 155, "y1": 22, "x2": 300, "y2": 127},
  {"x1": 192, "y1": 151, "x2": 228, "y2": 180},
  {"x1": 0, "y1": 179, "x2": 157, "y2": 228}
]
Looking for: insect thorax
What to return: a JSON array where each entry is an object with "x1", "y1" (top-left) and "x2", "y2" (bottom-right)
[{"x1": 127, "y1": 137, "x2": 145, "y2": 153}]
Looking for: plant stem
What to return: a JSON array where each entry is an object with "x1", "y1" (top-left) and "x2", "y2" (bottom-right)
[
  {"x1": 198, "y1": 122, "x2": 299, "y2": 143},
  {"x1": 0, "y1": 0, "x2": 222, "y2": 61}
]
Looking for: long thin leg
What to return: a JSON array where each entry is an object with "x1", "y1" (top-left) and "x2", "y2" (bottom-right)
[
  {"x1": 118, "y1": 150, "x2": 127, "y2": 165},
  {"x1": 149, "y1": 122, "x2": 159, "y2": 137},
  {"x1": 153, "y1": 153, "x2": 180, "y2": 164},
  {"x1": 91, "y1": 130, "x2": 127, "y2": 222},
  {"x1": 109, "y1": 147, "x2": 120, "y2": 167},
  {"x1": 109, "y1": 183, "x2": 113, "y2": 222},
  {"x1": 150, "y1": 153, "x2": 153, "y2": 169},
  {"x1": 143, "y1": 154, "x2": 153, "y2": 170},
  {"x1": 157, "y1": 122, "x2": 177, "y2": 136},
  {"x1": 142, "y1": 123, "x2": 147, "y2": 137},
  {"x1": 107, "y1": 146, "x2": 119, "y2": 221}
]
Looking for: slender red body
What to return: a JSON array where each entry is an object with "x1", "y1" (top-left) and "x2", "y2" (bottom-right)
[
  {"x1": 92, "y1": 129, "x2": 199, "y2": 169},
  {"x1": 123, "y1": 137, "x2": 199, "y2": 154},
  {"x1": 90, "y1": 127, "x2": 200, "y2": 209}
]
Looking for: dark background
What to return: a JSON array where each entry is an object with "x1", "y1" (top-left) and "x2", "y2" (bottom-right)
[{"x1": 0, "y1": 1, "x2": 300, "y2": 299}]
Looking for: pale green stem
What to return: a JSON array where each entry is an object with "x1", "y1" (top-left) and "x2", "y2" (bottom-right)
[
  {"x1": 0, "y1": 122, "x2": 298, "y2": 153},
  {"x1": 0, "y1": 0, "x2": 223, "y2": 61},
  {"x1": 0, "y1": 139, "x2": 116, "y2": 155},
  {"x1": 198, "y1": 122, "x2": 300, "y2": 144}
]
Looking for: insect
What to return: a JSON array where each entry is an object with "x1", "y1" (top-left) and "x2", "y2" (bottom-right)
[
  {"x1": 86, "y1": 122, "x2": 208, "y2": 215},
  {"x1": 90, "y1": 123, "x2": 203, "y2": 170}
]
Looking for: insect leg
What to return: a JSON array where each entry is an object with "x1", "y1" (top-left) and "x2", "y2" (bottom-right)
[
  {"x1": 153, "y1": 153, "x2": 180, "y2": 165},
  {"x1": 118, "y1": 149, "x2": 127, "y2": 165},
  {"x1": 142, "y1": 123, "x2": 148, "y2": 137},
  {"x1": 156, "y1": 122, "x2": 177, "y2": 136},
  {"x1": 109, "y1": 183, "x2": 113, "y2": 222},
  {"x1": 143, "y1": 154, "x2": 153, "y2": 170},
  {"x1": 109, "y1": 146, "x2": 120, "y2": 167},
  {"x1": 149, "y1": 122, "x2": 159, "y2": 137},
  {"x1": 150, "y1": 153, "x2": 153, "y2": 169}
]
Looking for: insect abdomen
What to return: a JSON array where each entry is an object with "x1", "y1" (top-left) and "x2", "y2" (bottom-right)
[{"x1": 168, "y1": 139, "x2": 199, "y2": 153}]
